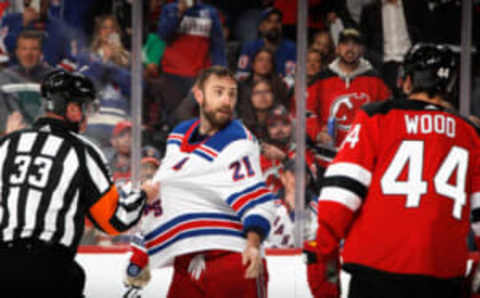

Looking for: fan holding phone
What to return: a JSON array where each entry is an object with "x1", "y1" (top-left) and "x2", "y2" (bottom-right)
[{"x1": 91, "y1": 15, "x2": 130, "y2": 67}]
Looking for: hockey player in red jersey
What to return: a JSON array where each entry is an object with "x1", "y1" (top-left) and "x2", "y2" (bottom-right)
[{"x1": 308, "y1": 43, "x2": 480, "y2": 298}]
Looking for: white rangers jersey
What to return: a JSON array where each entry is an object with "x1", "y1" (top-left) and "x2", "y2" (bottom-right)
[
  {"x1": 264, "y1": 197, "x2": 319, "y2": 248},
  {"x1": 142, "y1": 119, "x2": 275, "y2": 268}
]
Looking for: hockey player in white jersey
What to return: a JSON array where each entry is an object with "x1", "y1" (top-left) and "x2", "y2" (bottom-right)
[{"x1": 124, "y1": 66, "x2": 275, "y2": 298}]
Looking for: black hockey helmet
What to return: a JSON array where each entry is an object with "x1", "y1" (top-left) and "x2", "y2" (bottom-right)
[
  {"x1": 41, "y1": 69, "x2": 98, "y2": 116},
  {"x1": 402, "y1": 43, "x2": 457, "y2": 99}
]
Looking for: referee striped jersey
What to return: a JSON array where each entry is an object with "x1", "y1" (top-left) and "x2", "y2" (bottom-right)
[{"x1": 0, "y1": 118, "x2": 146, "y2": 253}]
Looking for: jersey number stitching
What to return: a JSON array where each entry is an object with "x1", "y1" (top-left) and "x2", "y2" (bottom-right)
[
  {"x1": 380, "y1": 141, "x2": 467, "y2": 220},
  {"x1": 229, "y1": 156, "x2": 255, "y2": 181},
  {"x1": 10, "y1": 155, "x2": 53, "y2": 189}
]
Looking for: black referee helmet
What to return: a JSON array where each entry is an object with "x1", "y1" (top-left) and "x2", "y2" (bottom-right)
[{"x1": 41, "y1": 69, "x2": 97, "y2": 117}]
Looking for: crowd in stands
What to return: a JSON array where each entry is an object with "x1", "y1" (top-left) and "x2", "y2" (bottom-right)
[{"x1": 1, "y1": 0, "x2": 480, "y2": 248}]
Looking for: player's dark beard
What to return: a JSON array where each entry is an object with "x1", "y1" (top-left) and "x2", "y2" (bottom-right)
[
  {"x1": 202, "y1": 104, "x2": 232, "y2": 131},
  {"x1": 264, "y1": 29, "x2": 281, "y2": 43}
]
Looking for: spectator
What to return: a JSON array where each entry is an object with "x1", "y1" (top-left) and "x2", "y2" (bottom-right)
[
  {"x1": 289, "y1": 49, "x2": 324, "y2": 117},
  {"x1": 151, "y1": 0, "x2": 226, "y2": 126},
  {"x1": 109, "y1": 120, "x2": 132, "y2": 186},
  {"x1": 307, "y1": 28, "x2": 390, "y2": 160},
  {"x1": 260, "y1": 105, "x2": 294, "y2": 195},
  {"x1": 89, "y1": 14, "x2": 130, "y2": 68},
  {"x1": 260, "y1": 104, "x2": 318, "y2": 194},
  {"x1": 238, "y1": 47, "x2": 289, "y2": 112},
  {"x1": 0, "y1": 30, "x2": 52, "y2": 133},
  {"x1": 265, "y1": 159, "x2": 319, "y2": 249},
  {"x1": 306, "y1": 48, "x2": 323, "y2": 84},
  {"x1": 143, "y1": 32, "x2": 165, "y2": 79},
  {"x1": 319, "y1": 0, "x2": 356, "y2": 45},
  {"x1": 236, "y1": 7, "x2": 296, "y2": 80},
  {"x1": 237, "y1": 78, "x2": 277, "y2": 141},
  {"x1": 260, "y1": 105, "x2": 319, "y2": 248},
  {"x1": 310, "y1": 29, "x2": 336, "y2": 67},
  {"x1": 273, "y1": 0, "x2": 325, "y2": 41},
  {"x1": 7, "y1": 30, "x2": 51, "y2": 80},
  {"x1": 75, "y1": 14, "x2": 133, "y2": 149},
  {"x1": 289, "y1": 49, "x2": 325, "y2": 144},
  {"x1": 0, "y1": 0, "x2": 82, "y2": 66},
  {"x1": 360, "y1": 0, "x2": 429, "y2": 95}
]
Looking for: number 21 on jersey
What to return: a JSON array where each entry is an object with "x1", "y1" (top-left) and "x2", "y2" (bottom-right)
[
  {"x1": 380, "y1": 140, "x2": 468, "y2": 220},
  {"x1": 229, "y1": 156, "x2": 255, "y2": 181}
]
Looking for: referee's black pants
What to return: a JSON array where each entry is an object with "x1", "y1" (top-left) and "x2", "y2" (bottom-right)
[{"x1": 0, "y1": 239, "x2": 85, "y2": 298}]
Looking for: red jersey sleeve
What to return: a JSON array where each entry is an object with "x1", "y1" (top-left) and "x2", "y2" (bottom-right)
[{"x1": 316, "y1": 110, "x2": 377, "y2": 256}]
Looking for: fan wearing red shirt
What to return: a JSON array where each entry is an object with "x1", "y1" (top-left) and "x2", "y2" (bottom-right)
[
  {"x1": 307, "y1": 44, "x2": 480, "y2": 298},
  {"x1": 307, "y1": 28, "x2": 390, "y2": 155}
]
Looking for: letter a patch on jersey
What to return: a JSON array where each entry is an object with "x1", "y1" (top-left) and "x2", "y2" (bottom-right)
[
  {"x1": 172, "y1": 157, "x2": 189, "y2": 171},
  {"x1": 341, "y1": 124, "x2": 361, "y2": 149}
]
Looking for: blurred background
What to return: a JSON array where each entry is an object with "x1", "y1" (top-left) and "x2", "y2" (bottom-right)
[{"x1": 0, "y1": 0, "x2": 478, "y2": 252}]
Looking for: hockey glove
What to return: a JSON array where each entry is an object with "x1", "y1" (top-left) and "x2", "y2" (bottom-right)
[
  {"x1": 303, "y1": 240, "x2": 340, "y2": 298},
  {"x1": 124, "y1": 244, "x2": 151, "y2": 286},
  {"x1": 125, "y1": 263, "x2": 151, "y2": 288}
]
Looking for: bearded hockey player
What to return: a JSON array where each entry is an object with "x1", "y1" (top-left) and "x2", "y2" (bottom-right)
[{"x1": 124, "y1": 65, "x2": 275, "y2": 298}]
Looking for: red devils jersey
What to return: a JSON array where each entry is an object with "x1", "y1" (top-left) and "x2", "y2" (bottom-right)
[
  {"x1": 261, "y1": 155, "x2": 284, "y2": 195},
  {"x1": 260, "y1": 145, "x2": 317, "y2": 195},
  {"x1": 309, "y1": 60, "x2": 390, "y2": 147},
  {"x1": 317, "y1": 100, "x2": 480, "y2": 278}
]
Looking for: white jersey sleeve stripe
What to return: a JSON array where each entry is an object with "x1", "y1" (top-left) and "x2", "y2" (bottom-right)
[{"x1": 319, "y1": 186, "x2": 363, "y2": 211}]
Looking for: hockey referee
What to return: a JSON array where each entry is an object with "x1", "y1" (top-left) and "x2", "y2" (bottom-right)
[{"x1": 0, "y1": 70, "x2": 159, "y2": 297}]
